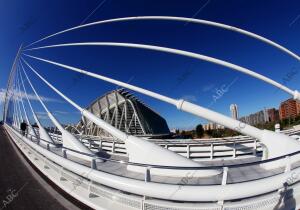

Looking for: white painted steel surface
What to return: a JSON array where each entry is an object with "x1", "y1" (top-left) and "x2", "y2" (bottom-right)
[
  {"x1": 3, "y1": 16, "x2": 300, "y2": 209},
  {"x1": 5, "y1": 124, "x2": 300, "y2": 210}
]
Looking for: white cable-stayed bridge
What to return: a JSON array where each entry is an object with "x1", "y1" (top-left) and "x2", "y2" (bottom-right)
[{"x1": 3, "y1": 16, "x2": 300, "y2": 210}]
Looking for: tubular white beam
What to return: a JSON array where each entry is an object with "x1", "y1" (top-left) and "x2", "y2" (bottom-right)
[
  {"x1": 24, "y1": 43, "x2": 298, "y2": 100},
  {"x1": 23, "y1": 54, "x2": 177, "y2": 105},
  {"x1": 3, "y1": 45, "x2": 22, "y2": 123},
  {"x1": 15, "y1": 74, "x2": 24, "y2": 123},
  {"x1": 16, "y1": 67, "x2": 37, "y2": 137},
  {"x1": 21, "y1": 57, "x2": 220, "y2": 177},
  {"x1": 24, "y1": 16, "x2": 300, "y2": 63},
  {"x1": 16, "y1": 69, "x2": 31, "y2": 126},
  {"x1": 12, "y1": 92, "x2": 19, "y2": 128},
  {"x1": 12, "y1": 74, "x2": 21, "y2": 128},
  {"x1": 22, "y1": 54, "x2": 300, "y2": 162},
  {"x1": 15, "y1": 91, "x2": 23, "y2": 123},
  {"x1": 18, "y1": 61, "x2": 52, "y2": 141},
  {"x1": 20, "y1": 59, "x2": 94, "y2": 158}
]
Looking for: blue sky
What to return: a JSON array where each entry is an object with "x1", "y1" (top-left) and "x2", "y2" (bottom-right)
[{"x1": 1, "y1": 0, "x2": 300, "y2": 129}]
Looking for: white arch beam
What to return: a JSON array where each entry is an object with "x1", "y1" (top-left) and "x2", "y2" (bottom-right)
[
  {"x1": 21, "y1": 57, "x2": 220, "y2": 177},
  {"x1": 16, "y1": 67, "x2": 37, "y2": 137},
  {"x1": 25, "y1": 42, "x2": 299, "y2": 100},
  {"x1": 3, "y1": 45, "x2": 22, "y2": 123},
  {"x1": 20, "y1": 59, "x2": 94, "y2": 159},
  {"x1": 18, "y1": 61, "x2": 52, "y2": 141},
  {"x1": 15, "y1": 74, "x2": 24, "y2": 123},
  {"x1": 13, "y1": 74, "x2": 21, "y2": 128},
  {"x1": 24, "y1": 16, "x2": 300, "y2": 63},
  {"x1": 16, "y1": 69, "x2": 31, "y2": 126},
  {"x1": 22, "y1": 54, "x2": 300, "y2": 164}
]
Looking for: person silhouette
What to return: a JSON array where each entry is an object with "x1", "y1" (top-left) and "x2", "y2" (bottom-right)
[{"x1": 20, "y1": 120, "x2": 28, "y2": 136}]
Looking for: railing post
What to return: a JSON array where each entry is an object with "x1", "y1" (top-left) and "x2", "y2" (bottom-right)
[
  {"x1": 145, "y1": 167, "x2": 151, "y2": 182},
  {"x1": 217, "y1": 167, "x2": 229, "y2": 205},
  {"x1": 112, "y1": 141, "x2": 115, "y2": 153},
  {"x1": 285, "y1": 156, "x2": 291, "y2": 173},
  {"x1": 222, "y1": 167, "x2": 228, "y2": 186},
  {"x1": 262, "y1": 145, "x2": 268, "y2": 160},
  {"x1": 47, "y1": 143, "x2": 50, "y2": 150},
  {"x1": 232, "y1": 142, "x2": 236, "y2": 158},
  {"x1": 210, "y1": 143, "x2": 214, "y2": 160},
  {"x1": 91, "y1": 158, "x2": 97, "y2": 169},
  {"x1": 62, "y1": 149, "x2": 67, "y2": 158},
  {"x1": 253, "y1": 139, "x2": 257, "y2": 155},
  {"x1": 186, "y1": 144, "x2": 190, "y2": 159},
  {"x1": 99, "y1": 140, "x2": 102, "y2": 149}
]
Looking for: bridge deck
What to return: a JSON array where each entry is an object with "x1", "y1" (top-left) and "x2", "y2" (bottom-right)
[
  {"x1": 48, "y1": 138, "x2": 292, "y2": 185},
  {"x1": 9, "y1": 125, "x2": 300, "y2": 187},
  {"x1": 0, "y1": 126, "x2": 74, "y2": 210}
]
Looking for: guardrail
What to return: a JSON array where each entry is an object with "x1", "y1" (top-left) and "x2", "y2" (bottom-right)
[
  {"x1": 49, "y1": 132, "x2": 264, "y2": 160},
  {"x1": 49, "y1": 128, "x2": 300, "y2": 161},
  {"x1": 6, "y1": 124, "x2": 300, "y2": 209},
  {"x1": 8, "y1": 124, "x2": 300, "y2": 181}
]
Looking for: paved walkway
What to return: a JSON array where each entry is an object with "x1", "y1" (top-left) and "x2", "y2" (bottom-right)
[{"x1": 0, "y1": 125, "x2": 80, "y2": 210}]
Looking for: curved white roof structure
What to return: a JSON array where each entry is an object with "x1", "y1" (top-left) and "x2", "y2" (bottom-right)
[{"x1": 77, "y1": 88, "x2": 170, "y2": 137}]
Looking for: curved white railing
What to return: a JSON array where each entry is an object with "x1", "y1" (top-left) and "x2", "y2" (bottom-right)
[{"x1": 5, "y1": 125, "x2": 300, "y2": 203}]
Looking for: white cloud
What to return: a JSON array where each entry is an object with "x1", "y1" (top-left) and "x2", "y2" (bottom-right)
[
  {"x1": 36, "y1": 110, "x2": 75, "y2": 116},
  {"x1": 53, "y1": 110, "x2": 70, "y2": 115},
  {"x1": 35, "y1": 113, "x2": 51, "y2": 120},
  {"x1": 0, "y1": 88, "x2": 62, "y2": 105}
]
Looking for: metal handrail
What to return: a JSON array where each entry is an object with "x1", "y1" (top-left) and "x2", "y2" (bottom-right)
[{"x1": 14, "y1": 126, "x2": 300, "y2": 170}]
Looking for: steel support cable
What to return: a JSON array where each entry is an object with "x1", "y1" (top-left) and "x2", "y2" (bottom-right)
[
  {"x1": 10, "y1": 70, "x2": 17, "y2": 126},
  {"x1": 21, "y1": 57, "x2": 218, "y2": 171},
  {"x1": 15, "y1": 71, "x2": 24, "y2": 123},
  {"x1": 24, "y1": 41, "x2": 296, "y2": 98},
  {"x1": 21, "y1": 57, "x2": 128, "y2": 141},
  {"x1": 12, "y1": 72, "x2": 21, "y2": 126},
  {"x1": 23, "y1": 53, "x2": 177, "y2": 105},
  {"x1": 16, "y1": 66, "x2": 33, "y2": 127},
  {"x1": 24, "y1": 16, "x2": 300, "y2": 63},
  {"x1": 12, "y1": 87, "x2": 17, "y2": 127},
  {"x1": 16, "y1": 69, "x2": 30, "y2": 124},
  {"x1": 19, "y1": 61, "x2": 40, "y2": 119},
  {"x1": 22, "y1": 54, "x2": 263, "y2": 140},
  {"x1": 19, "y1": 59, "x2": 66, "y2": 132},
  {"x1": 21, "y1": 59, "x2": 95, "y2": 153},
  {"x1": 4, "y1": 45, "x2": 22, "y2": 122}
]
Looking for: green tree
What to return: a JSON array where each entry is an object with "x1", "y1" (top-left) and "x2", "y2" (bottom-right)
[{"x1": 195, "y1": 124, "x2": 204, "y2": 138}]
